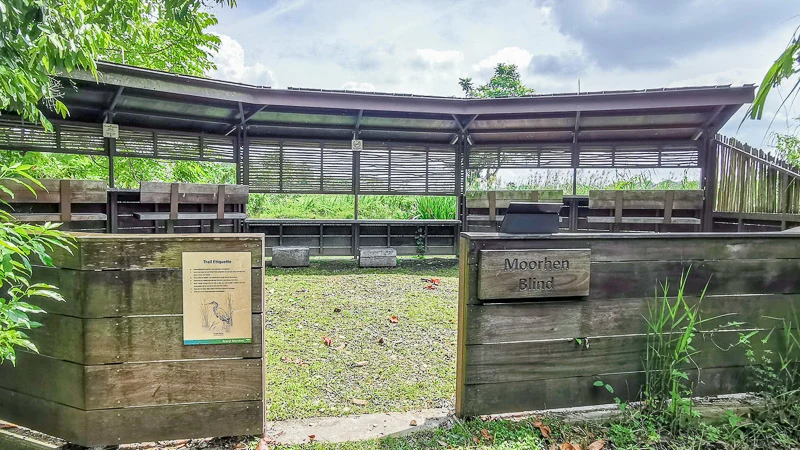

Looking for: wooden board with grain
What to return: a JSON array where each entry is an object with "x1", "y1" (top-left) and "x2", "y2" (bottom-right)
[
  {"x1": 478, "y1": 249, "x2": 590, "y2": 300},
  {"x1": 456, "y1": 232, "x2": 800, "y2": 416}
]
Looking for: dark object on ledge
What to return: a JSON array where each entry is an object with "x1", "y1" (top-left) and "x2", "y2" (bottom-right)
[{"x1": 499, "y1": 202, "x2": 562, "y2": 234}]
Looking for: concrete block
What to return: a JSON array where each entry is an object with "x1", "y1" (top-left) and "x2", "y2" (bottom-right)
[
  {"x1": 359, "y1": 247, "x2": 397, "y2": 268},
  {"x1": 271, "y1": 246, "x2": 310, "y2": 267}
]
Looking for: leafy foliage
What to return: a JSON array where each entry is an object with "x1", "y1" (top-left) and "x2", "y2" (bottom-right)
[
  {"x1": 459, "y1": 63, "x2": 535, "y2": 99},
  {"x1": 773, "y1": 130, "x2": 800, "y2": 167},
  {"x1": 0, "y1": 163, "x2": 73, "y2": 365},
  {"x1": 0, "y1": 0, "x2": 235, "y2": 128},
  {"x1": 749, "y1": 28, "x2": 800, "y2": 120}
]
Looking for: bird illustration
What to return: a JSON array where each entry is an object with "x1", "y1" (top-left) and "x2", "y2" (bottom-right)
[{"x1": 207, "y1": 301, "x2": 232, "y2": 329}]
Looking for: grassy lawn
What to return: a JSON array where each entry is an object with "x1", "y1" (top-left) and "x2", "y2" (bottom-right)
[{"x1": 263, "y1": 258, "x2": 459, "y2": 421}]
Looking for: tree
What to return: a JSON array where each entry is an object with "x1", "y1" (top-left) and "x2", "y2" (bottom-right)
[
  {"x1": 459, "y1": 63, "x2": 535, "y2": 98},
  {"x1": 0, "y1": 164, "x2": 73, "y2": 365},
  {"x1": 459, "y1": 63, "x2": 535, "y2": 187},
  {"x1": 0, "y1": 0, "x2": 235, "y2": 129}
]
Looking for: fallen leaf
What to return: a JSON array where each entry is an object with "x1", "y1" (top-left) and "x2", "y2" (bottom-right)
[
  {"x1": 472, "y1": 437, "x2": 480, "y2": 444},
  {"x1": 424, "y1": 284, "x2": 436, "y2": 290},
  {"x1": 437, "y1": 440, "x2": 448, "y2": 447},
  {"x1": 559, "y1": 444, "x2": 582, "y2": 450},
  {"x1": 353, "y1": 361, "x2": 368, "y2": 367},
  {"x1": 549, "y1": 445, "x2": 558, "y2": 450},
  {"x1": 334, "y1": 343, "x2": 347, "y2": 351},
  {"x1": 480, "y1": 429, "x2": 493, "y2": 441},
  {"x1": 409, "y1": 419, "x2": 418, "y2": 426},
  {"x1": 308, "y1": 434, "x2": 316, "y2": 442},
  {"x1": 377, "y1": 337, "x2": 385, "y2": 345},
  {"x1": 351, "y1": 398, "x2": 368, "y2": 406},
  {"x1": 587, "y1": 440, "x2": 605, "y2": 450},
  {"x1": 388, "y1": 316, "x2": 399, "y2": 323},
  {"x1": 322, "y1": 336, "x2": 332, "y2": 346},
  {"x1": 333, "y1": 307, "x2": 342, "y2": 313},
  {"x1": 532, "y1": 421, "x2": 551, "y2": 439}
]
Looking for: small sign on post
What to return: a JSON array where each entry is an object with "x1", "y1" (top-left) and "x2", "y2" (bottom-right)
[
  {"x1": 478, "y1": 249, "x2": 590, "y2": 300},
  {"x1": 182, "y1": 252, "x2": 252, "y2": 345},
  {"x1": 102, "y1": 123, "x2": 119, "y2": 139},
  {"x1": 351, "y1": 139, "x2": 363, "y2": 151}
]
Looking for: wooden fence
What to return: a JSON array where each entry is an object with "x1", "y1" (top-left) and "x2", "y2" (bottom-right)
[
  {"x1": 0, "y1": 234, "x2": 265, "y2": 447},
  {"x1": 457, "y1": 232, "x2": 800, "y2": 416},
  {"x1": 715, "y1": 136, "x2": 800, "y2": 215}
]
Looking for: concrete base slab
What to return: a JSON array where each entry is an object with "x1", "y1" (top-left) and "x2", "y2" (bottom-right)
[
  {"x1": 359, "y1": 247, "x2": 397, "y2": 268},
  {"x1": 265, "y1": 408, "x2": 451, "y2": 445},
  {"x1": 271, "y1": 247, "x2": 310, "y2": 267}
]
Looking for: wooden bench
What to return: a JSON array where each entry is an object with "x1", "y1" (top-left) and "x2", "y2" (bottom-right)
[
  {"x1": 133, "y1": 182, "x2": 248, "y2": 232},
  {"x1": 587, "y1": 190, "x2": 703, "y2": 231},
  {"x1": 466, "y1": 190, "x2": 564, "y2": 231},
  {"x1": 0, "y1": 179, "x2": 107, "y2": 223}
]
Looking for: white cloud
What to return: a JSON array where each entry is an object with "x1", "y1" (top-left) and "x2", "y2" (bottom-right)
[
  {"x1": 415, "y1": 49, "x2": 464, "y2": 66},
  {"x1": 341, "y1": 81, "x2": 377, "y2": 91},
  {"x1": 472, "y1": 47, "x2": 533, "y2": 73},
  {"x1": 209, "y1": 34, "x2": 276, "y2": 87}
]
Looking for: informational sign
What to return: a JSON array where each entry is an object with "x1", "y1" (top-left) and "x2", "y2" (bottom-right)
[
  {"x1": 182, "y1": 252, "x2": 252, "y2": 345},
  {"x1": 478, "y1": 249, "x2": 590, "y2": 300},
  {"x1": 102, "y1": 123, "x2": 119, "y2": 139},
  {"x1": 351, "y1": 139, "x2": 363, "y2": 151}
]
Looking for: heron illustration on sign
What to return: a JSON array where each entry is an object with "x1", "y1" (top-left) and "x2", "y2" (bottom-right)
[{"x1": 200, "y1": 293, "x2": 234, "y2": 332}]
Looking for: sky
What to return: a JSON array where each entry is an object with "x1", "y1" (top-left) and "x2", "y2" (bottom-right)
[{"x1": 207, "y1": 0, "x2": 800, "y2": 152}]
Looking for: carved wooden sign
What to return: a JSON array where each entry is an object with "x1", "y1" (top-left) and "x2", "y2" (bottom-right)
[{"x1": 478, "y1": 249, "x2": 590, "y2": 300}]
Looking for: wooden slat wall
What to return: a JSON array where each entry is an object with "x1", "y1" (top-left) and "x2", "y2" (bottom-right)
[
  {"x1": 0, "y1": 234, "x2": 265, "y2": 447},
  {"x1": 456, "y1": 232, "x2": 800, "y2": 417},
  {"x1": 715, "y1": 135, "x2": 800, "y2": 215}
]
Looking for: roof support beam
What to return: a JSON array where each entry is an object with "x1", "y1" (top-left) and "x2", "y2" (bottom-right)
[
  {"x1": 102, "y1": 86, "x2": 125, "y2": 123},
  {"x1": 353, "y1": 109, "x2": 364, "y2": 139},
  {"x1": 692, "y1": 105, "x2": 725, "y2": 140}
]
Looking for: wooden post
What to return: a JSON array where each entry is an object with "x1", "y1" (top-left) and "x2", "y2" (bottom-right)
[
  {"x1": 59, "y1": 180, "x2": 71, "y2": 223},
  {"x1": 488, "y1": 191, "x2": 497, "y2": 231},
  {"x1": 702, "y1": 133, "x2": 717, "y2": 231}
]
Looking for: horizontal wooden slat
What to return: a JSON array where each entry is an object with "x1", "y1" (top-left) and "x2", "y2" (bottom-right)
[
  {"x1": 85, "y1": 359, "x2": 261, "y2": 409},
  {"x1": 133, "y1": 212, "x2": 247, "y2": 221},
  {"x1": 30, "y1": 314, "x2": 263, "y2": 364},
  {"x1": 0, "y1": 179, "x2": 107, "y2": 204},
  {"x1": 587, "y1": 216, "x2": 701, "y2": 224},
  {"x1": 464, "y1": 329, "x2": 774, "y2": 385},
  {"x1": 466, "y1": 293, "x2": 800, "y2": 344},
  {"x1": 30, "y1": 267, "x2": 263, "y2": 317},
  {"x1": 466, "y1": 235, "x2": 800, "y2": 263},
  {"x1": 0, "y1": 387, "x2": 261, "y2": 447},
  {"x1": 10, "y1": 213, "x2": 108, "y2": 222},
  {"x1": 139, "y1": 182, "x2": 248, "y2": 204},
  {"x1": 0, "y1": 352, "x2": 84, "y2": 408},
  {"x1": 466, "y1": 190, "x2": 564, "y2": 208},
  {"x1": 0, "y1": 353, "x2": 261, "y2": 409},
  {"x1": 51, "y1": 234, "x2": 263, "y2": 270},
  {"x1": 461, "y1": 366, "x2": 750, "y2": 416},
  {"x1": 588, "y1": 189, "x2": 703, "y2": 210}
]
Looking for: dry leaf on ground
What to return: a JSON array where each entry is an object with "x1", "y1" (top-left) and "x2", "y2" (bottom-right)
[
  {"x1": 351, "y1": 398, "x2": 368, "y2": 406},
  {"x1": 532, "y1": 421, "x2": 551, "y2": 439},
  {"x1": 480, "y1": 429, "x2": 493, "y2": 441},
  {"x1": 308, "y1": 434, "x2": 316, "y2": 442},
  {"x1": 587, "y1": 440, "x2": 605, "y2": 450},
  {"x1": 388, "y1": 316, "x2": 399, "y2": 323},
  {"x1": 255, "y1": 438, "x2": 270, "y2": 450},
  {"x1": 322, "y1": 336, "x2": 332, "y2": 346}
]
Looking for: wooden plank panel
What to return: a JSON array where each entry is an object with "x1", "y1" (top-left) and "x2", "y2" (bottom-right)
[
  {"x1": 85, "y1": 359, "x2": 262, "y2": 409},
  {"x1": 0, "y1": 387, "x2": 261, "y2": 447},
  {"x1": 464, "y1": 329, "x2": 775, "y2": 385},
  {"x1": 478, "y1": 249, "x2": 590, "y2": 300},
  {"x1": 52, "y1": 234, "x2": 263, "y2": 270},
  {"x1": 29, "y1": 314, "x2": 263, "y2": 364},
  {"x1": 0, "y1": 352, "x2": 85, "y2": 409},
  {"x1": 0, "y1": 179, "x2": 107, "y2": 204},
  {"x1": 461, "y1": 366, "x2": 750, "y2": 416},
  {"x1": 588, "y1": 190, "x2": 703, "y2": 210},
  {"x1": 468, "y1": 235, "x2": 800, "y2": 263},
  {"x1": 140, "y1": 182, "x2": 248, "y2": 204},
  {"x1": 30, "y1": 267, "x2": 263, "y2": 317},
  {"x1": 466, "y1": 293, "x2": 800, "y2": 344}
]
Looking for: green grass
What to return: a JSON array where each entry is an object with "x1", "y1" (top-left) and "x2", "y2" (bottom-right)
[
  {"x1": 248, "y1": 195, "x2": 457, "y2": 220},
  {"x1": 263, "y1": 258, "x2": 459, "y2": 421}
]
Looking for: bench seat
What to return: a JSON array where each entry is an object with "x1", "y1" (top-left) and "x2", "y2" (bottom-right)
[
  {"x1": 587, "y1": 216, "x2": 701, "y2": 225},
  {"x1": 133, "y1": 212, "x2": 247, "y2": 221}
]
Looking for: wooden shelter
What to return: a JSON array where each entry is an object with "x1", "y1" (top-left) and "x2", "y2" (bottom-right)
[{"x1": 0, "y1": 61, "x2": 756, "y2": 231}]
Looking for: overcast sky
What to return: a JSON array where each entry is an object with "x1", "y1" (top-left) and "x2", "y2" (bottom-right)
[{"x1": 207, "y1": 0, "x2": 800, "y2": 150}]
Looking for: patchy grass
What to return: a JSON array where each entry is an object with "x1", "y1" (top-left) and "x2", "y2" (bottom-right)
[{"x1": 263, "y1": 258, "x2": 459, "y2": 421}]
